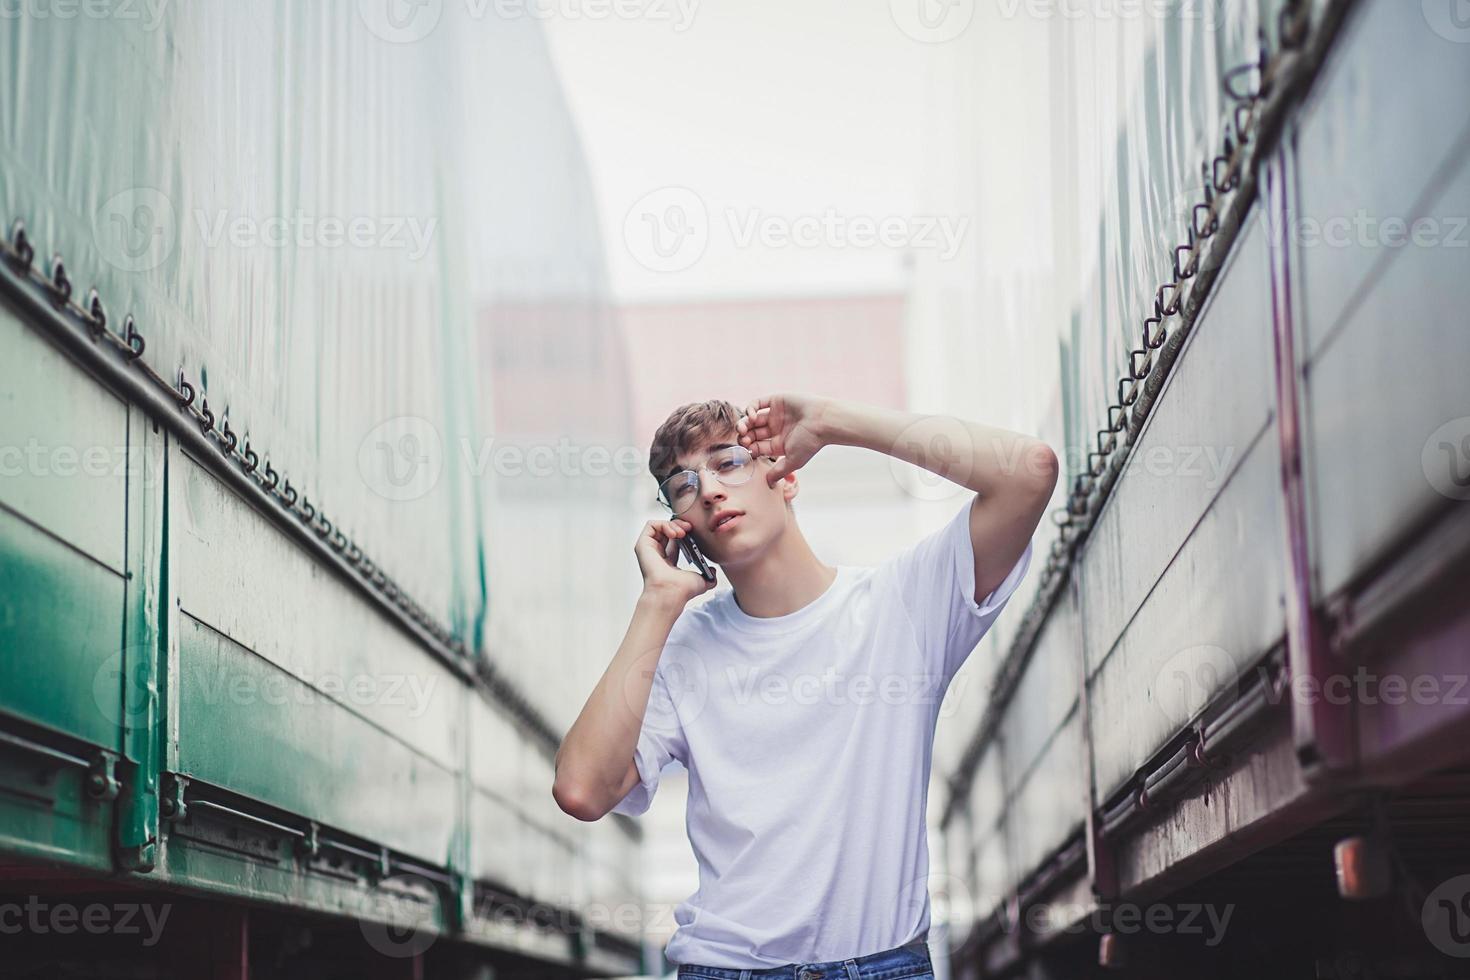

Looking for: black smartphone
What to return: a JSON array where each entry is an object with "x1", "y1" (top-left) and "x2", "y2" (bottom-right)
[{"x1": 677, "y1": 534, "x2": 717, "y2": 583}]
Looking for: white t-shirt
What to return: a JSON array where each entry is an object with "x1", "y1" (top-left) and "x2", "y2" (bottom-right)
[{"x1": 611, "y1": 495, "x2": 1035, "y2": 969}]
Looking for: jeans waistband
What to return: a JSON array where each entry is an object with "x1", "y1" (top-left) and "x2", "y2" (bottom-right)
[{"x1": 676, "y1": 938, "x2": 933, "y2": 980}]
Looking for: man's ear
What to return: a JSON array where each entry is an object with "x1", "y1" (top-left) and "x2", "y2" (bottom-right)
[{"x1": 779, "y1": 472, "x2": 798, "y2": 505}]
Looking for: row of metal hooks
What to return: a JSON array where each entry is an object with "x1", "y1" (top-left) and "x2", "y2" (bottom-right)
[
  {"x1": 1043, "y1": 0, "x2": 1312, "y2": 588},
  {"x1": 2, "y1": 217, "x2": 466, "y2": 660}
]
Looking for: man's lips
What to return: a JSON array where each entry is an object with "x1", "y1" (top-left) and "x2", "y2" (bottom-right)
[{"x1": 712, "y1": 511, "x2": 744, "y2": 532}]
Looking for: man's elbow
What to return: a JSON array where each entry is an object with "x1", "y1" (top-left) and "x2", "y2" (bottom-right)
[
  {"x1": 1023, "y1": 441, "x2": 1060, "y2": 492},
  {"x1": 553, "y1": 777, "x2": 607, "y2": 822}
]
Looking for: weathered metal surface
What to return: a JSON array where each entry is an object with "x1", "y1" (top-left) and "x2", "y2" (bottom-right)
[
  {"x1": 966, "y1": 746, "x2": 1008, "y2": 922},
  {"x1": 174, "y1": 450, "x2": 467, "y2": 768},
  {"x1": 1079, "y1": 216, "x2": 1276, "y2": 680},
  {"x1": 1292, "y1": 0, "x2": 1470, "y2": 360},
  {"x1": 0, "y1": 305, "x2": 127, "y2": 574},
  {"x1": 1003, "y1": 714, "x2": 1086, "y2": 898},
  {"x1": 0, "y1": 512, "x2": 125, "y2": 751},
  {"x1": 1348, "y1": 505, "x2": 1470, "y2": 783},
  {"x1": 1300, "y1": 140, "x2": 1470, "y2": 601},
  {"x1": 0, "y1": 738, "x2": 114, "y2": 872},
  {"x1": 998, "y1": 591, "x2": 1081, "y2": 801},
  {"x1": 1089, "y1": 416, "x2": 1287, "y2": 798},
  {"x1": 175, "y1": 614, "x2": 459, "y2": 865},
  {"x1": 1108, "y1": 714, "x2": 1332, "y2": 898},
  {"x1": 117, "y1": 403, "x2": 164, "y2": 871},
  {"x1": 991, "y1": 586, "x2": 1085, "y2": 899}
]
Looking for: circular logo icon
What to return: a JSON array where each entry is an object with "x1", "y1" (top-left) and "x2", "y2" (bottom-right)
[
  {"x1": 889, "y1": 0, "x2": 973, "y2": 43},
  {"x1": 898, "y1": 867, "x2": 976, "y2": 949},
  {"x1": 1423, "y1": 874, "x2": 1470, "y2": 957},
  {"x1": 1422, "y1": 0, "x2": 1470, "y2": 44},
  {"x1": 92, "y1": 645, "x2": 156, "y2": 732},
  {"x1": 360, "y1": 872, "x2": 440, "y2": 957},
  {"x1": 622, "y1": 187, "x2": 709, "y2": 273},
  {"x1": 358, "y1": 416, "x2": 444, "y2": 502},
  {"x1": 1422, "y1": 416, "x2": 1470, "y2": 501},
  {"x1": 358, "y1": 0, "x2": 443, "y2": 44},
  {"x1": 1152, "y1": 644, "x2": 1241, "y2": 730},
  {"x1": 621, "y1": 641, "x2": 709, "y2": 738},
  {"x1": 93, "y1": 187, "x2": 177, "y2": 273},
  {"x1": 886, "y1": 416, "x2": 975, "y2": 502}
]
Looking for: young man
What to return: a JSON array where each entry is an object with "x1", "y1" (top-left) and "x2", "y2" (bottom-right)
[{"x1": 553, "y1": 394, "x2": 1058, "y2": 976}]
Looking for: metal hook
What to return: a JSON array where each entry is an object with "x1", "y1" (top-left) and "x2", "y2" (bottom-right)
[
  {"x1": 198, "y1": 398, "x2": 215, "y2": 435},
  {"x1": 1108, "y1": 404, "x2": 1128, "y2": 435},
  {"x1": 1118, "y1": 375, "x2": 1139, "y2": 409},
  {"x1": 49, "y1": 254, "x2": 72, "y2": 303},
  {"x1": 263, "y1": 462, "x2": 279, "y2": 492},
  {"x1": 123, "y1": 315, "x2": 145, "y2": 359},
  {"x1": 1222, "y1": 61, "x2": 1260, "y2": 104},
  {"x1": 1155, "y1": 283, "x2": 1180, "y2": 318},
  {"x1": 1130, "y1": 348, "x2": 1153, "y2": 381},
  {"x1": 8, "y1": 219, "x2": 34, "y2": 270},
  {"x1": 176, "y1": 371, "x2": 195, "y2": 408},
  {"x1": 1174, "y1": 238, "x2": 1198, "y2": 282},
  {"x1": 86, "y1": 288, "x2": 106, "y2": 335},
  {"x1": 1142, "y1": 314, "x2": 1166, "y2": 350},
  {"x1": 1193, "y1": 201, "x2": 1218, "y2": 241},
  {"x1": 241, "y1": 442, "x2": 259, "y2": 474}
]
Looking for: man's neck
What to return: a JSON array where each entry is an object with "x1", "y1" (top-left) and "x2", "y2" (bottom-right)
[{"x1": 722, "y1": 517, "x2": 838, "y2": 619}]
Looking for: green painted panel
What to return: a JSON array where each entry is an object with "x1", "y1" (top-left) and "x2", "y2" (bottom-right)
[
  {"x1": 159, "y1": 835, "x2": 454, "y2": 946},
  {"x1": 0, "y1": 306, "x2": 128, "y2": 574},
  {"x1": 176, "y1": 616, "x2": 457, "y2": 865},
  {"x1": 0, "y1": 749, "x2": 113, "y2": 873},
  {"x1": 0, "y1": 510, "x2": 125, "y2": 749}
]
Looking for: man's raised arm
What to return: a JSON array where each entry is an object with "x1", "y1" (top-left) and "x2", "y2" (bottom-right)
[{"x1": 737, "y1": 394, "x2": 1059, "y2": 605}]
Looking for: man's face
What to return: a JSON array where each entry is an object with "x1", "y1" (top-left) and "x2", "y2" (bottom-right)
[{"x1": 662, "y1": 430, "x2": 793, "y2": 563}]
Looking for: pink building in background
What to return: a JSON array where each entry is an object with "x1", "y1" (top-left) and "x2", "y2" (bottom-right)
[{"x1": 618, "y1": 293, "x2": 910, "y2": 451}]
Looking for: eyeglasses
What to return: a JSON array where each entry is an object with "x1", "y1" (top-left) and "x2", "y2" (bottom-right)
[{"x1": 657, "y1": 445, "x2": 763, "y2": 516}]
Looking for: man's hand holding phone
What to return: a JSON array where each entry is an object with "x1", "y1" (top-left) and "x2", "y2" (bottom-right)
[{"x1": 636, "y1": 518, "x2": 718, "y2": 605}]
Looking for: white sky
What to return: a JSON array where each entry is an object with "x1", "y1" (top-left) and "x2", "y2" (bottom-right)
[{"x1": 542, "y1": 0, "x2": 951, "y2": 303}]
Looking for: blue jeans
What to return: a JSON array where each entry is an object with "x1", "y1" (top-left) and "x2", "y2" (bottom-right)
[{"x1": 675, "y1": 939, "x2": 935, "y2": 980}]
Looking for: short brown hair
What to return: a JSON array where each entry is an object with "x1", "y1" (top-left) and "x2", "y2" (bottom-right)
[{"x1": 648, "y1": 399, "x2": 744, "y2": 484}]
